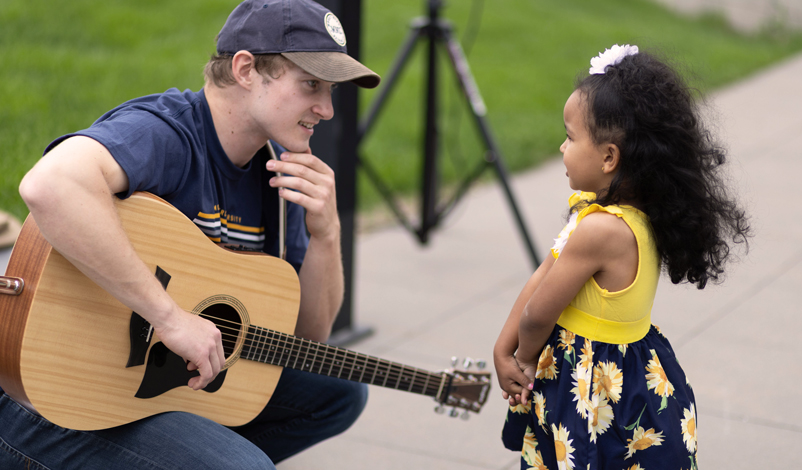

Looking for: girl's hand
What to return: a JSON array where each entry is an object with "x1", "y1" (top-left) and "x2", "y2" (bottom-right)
[
  {"x1": 515, "y1": 357, "x2": 538, "y2": 405},
  {"x1": 494, "y1": 353, "x2": 533, "y2": 406}
]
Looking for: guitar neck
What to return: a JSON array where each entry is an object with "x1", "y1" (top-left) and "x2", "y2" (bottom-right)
[{"x1": 241, "y1": 326, "x2": 446, "y2": 398}]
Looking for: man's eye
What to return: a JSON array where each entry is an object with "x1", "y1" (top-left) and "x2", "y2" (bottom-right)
[{"x1": 307, "y1": 80, "x2": 318, "y2": 88}]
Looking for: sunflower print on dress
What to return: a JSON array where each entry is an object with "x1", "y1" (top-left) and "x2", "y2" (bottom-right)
[{"x1": 501, "y1": 325, "x2": 699, "y2": 470}]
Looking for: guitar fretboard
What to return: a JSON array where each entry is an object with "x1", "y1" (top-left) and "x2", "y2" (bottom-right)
[{"x1": 241, "y1": 326, "x2": 445, "y2": 398}]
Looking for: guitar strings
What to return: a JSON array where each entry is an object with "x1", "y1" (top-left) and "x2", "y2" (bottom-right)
[
  {"x1": 195, "y1": 312, "x2": 431, "y2": 386},
  {"x1": 190, "y1": 313, "x2": 446, "y2": 396},
  {"x1": 247, "y1": 326, "x2": 441, "y2": 394},
  {"x1": 254, "y1": 329, "x2": 437, "y2": 390},
  {"x1": 179, "y1": 314, "x2": 481, "y2": 407},
  {"x1": 252, "y1": 329, "x2": 438, "y2": 394}
]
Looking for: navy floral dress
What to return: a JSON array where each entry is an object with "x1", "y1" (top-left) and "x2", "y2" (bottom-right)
[{"x1": 502, "y1": 194, "x2": 699, "y2": 470}]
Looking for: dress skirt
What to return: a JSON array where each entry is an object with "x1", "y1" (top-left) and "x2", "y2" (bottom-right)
[{"x1": 502, "y1": 325, "x2": 699, "y2": 470}]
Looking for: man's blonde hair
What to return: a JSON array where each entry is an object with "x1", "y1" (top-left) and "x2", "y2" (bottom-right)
[{"x1": 203, "y1": 53, "x2": 290, "y2": 87}]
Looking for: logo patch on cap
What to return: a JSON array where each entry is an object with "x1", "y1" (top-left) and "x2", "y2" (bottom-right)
[{"x1": 324, "y1": 12, "x2": 346, "y2": 47}]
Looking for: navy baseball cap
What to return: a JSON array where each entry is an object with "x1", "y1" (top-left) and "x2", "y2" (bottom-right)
[{"x1": 216, "y1": 0, "x2": 380, "y2": 89}]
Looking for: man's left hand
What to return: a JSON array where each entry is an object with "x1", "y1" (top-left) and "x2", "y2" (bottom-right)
[{"x1": 266, "y1": 149, "x2": 340, "y2": 242}]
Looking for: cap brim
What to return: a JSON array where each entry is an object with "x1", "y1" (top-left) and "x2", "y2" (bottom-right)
[{"x1": 282, "y1": 52, "x2": 380, "y2": 89}]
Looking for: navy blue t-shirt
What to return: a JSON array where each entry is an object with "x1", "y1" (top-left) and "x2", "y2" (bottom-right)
[{"x1": 45, "y1": 88, "x2": 308, "y2": 271}]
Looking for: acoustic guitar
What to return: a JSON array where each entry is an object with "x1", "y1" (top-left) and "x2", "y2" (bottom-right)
[{"x1": 0, "y1": 192, "x2": 491, "y2": 431}]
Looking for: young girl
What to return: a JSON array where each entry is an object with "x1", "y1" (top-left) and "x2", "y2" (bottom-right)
[{"x1": 494, "y1": 45, "x2": 749, "y2": 470}]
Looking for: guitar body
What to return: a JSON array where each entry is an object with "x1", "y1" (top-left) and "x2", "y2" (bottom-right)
[{"x1": 0, "y1": 193, "x2": 301, "y2": 430}]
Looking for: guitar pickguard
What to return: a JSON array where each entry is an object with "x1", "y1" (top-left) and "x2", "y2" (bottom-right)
[
  {"x1": 126, "y1": 266, "x2": 172, "y2": 368},
  {"x1": 134, "y1": 342, "x2": 226, "y2": 398}
]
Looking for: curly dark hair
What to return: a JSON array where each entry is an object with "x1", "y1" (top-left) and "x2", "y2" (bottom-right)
[{"x1": 574, "y1": 49, "x2": 750, "y2": 289}]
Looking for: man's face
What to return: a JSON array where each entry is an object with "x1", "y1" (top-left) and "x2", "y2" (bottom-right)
[{"x1": 249, "y1": 61, "x2": 336, "y2": 153}]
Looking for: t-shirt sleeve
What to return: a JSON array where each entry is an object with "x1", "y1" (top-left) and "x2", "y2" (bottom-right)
[{"x1": 47, "y1": 109, "x2": 193, "y2": 200}]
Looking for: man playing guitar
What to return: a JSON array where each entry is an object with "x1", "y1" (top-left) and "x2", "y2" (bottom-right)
[{"x1": 1, "y1": 1, "x2": 380, "y2": 468}]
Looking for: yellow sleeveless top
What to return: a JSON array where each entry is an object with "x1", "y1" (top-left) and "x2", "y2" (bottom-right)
[{"x1": 552, "y1": 192, "x2": 660, "y2": 344}]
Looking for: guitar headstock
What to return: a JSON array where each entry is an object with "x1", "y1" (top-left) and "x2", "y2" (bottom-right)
[{"x1": 434, "y1": 357, "x2": 492, "y2": 418}]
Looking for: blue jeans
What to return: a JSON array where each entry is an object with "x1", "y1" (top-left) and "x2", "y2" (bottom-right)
[{"x1": 0, "y1": 368, "x2": 367, "y2": 469}]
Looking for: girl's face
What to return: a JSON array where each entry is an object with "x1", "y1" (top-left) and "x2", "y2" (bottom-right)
[{"x1": 559, "y1": 90, "x2": 612, "y2": 193}]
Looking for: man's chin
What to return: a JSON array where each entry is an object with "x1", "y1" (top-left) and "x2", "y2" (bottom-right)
[{"x1": 269, "y1": 138, "x2": 309, "y2": 154}]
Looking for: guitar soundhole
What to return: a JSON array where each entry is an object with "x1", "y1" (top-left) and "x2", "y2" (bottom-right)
[
  {"x1": 194, "y1": 295, "x2": 250, "y2": 368},
  {"x1": 200, "y1": 303, "x2": 241, "y2": 359}
]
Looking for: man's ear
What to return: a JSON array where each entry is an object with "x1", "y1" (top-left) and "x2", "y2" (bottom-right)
[
  {"x1": 601, "y1": 143, "x2": 621, "y2": 174},
  {"x1": 231, "y1": 51, "x2": 256, "y2": 89}
]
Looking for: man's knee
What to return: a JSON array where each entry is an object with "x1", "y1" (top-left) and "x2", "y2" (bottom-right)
[{"x1": 325, "y1": 380, "x2": 368, "y2": 434}]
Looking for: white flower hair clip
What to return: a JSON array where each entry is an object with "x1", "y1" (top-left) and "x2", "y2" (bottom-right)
[{"x1": 589, "y1": 44, "x2": 639, "y2": 75}]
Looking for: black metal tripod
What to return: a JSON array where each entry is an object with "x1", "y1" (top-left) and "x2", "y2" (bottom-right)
[{"x1": 356, "y1": 0, "x2": 540, "y2": 267}]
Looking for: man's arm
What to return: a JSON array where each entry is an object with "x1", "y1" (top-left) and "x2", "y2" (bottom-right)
[
  {"x1": 19, "y1": 136, "x2": 226, "y2": 390},
  {"x1": 266, "y1": 150, "x2": 343, "y2": 342}
]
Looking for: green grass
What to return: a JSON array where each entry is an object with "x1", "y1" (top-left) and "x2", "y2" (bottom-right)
[{"x1": 2, "y1": 0, "x2": 802, "y2": 221}]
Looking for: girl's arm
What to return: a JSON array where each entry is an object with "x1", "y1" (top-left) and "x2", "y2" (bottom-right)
[
  {"x1": 494, "y1": 255, "x2": 554, "y2": 405},
  {"x1": 514, "y1": 212, "x2": 637, "y2": 404}
]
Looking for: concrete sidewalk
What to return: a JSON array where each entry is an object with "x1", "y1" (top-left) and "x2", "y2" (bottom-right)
[{"x1": 276, "y1": 52, "x2": 802, "y2": 469}]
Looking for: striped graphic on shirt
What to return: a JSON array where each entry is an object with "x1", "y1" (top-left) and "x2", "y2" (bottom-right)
[{"x1": 193, "y1": 211, "x2": 265, "y2": 250}]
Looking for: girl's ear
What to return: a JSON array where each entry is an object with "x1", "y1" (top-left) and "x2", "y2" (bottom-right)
[
  {"x1": 601, "y1": 143, "x2": 621, "y2": 174},
  {"x1": 231, "y1": 51, "x2": 256, "y2": 90}
]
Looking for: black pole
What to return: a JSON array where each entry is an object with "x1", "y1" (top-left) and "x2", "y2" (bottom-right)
[
  {"x1": 420, "y1": 0, "x2": 442, "y2": 244},
  {"x1": 312, "y1": 0, "x2": 372, "y2": 345}
]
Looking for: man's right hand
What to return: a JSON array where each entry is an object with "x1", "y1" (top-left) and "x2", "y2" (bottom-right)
[{"x1": 153, "y1": 308, "x2": 227, "y2": 390}]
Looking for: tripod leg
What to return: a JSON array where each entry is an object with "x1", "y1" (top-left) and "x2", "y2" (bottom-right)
[
  {"x1": 356, "y1": 151, "x2": 418, "y2": 235},
  {"x1": 357, "y1": 23, "x2": 426, "y2": 144},
  {"x1": 440, "y1": 30, "x2": 541, "y2": 267},
  {"x1": 355, "y1": 19, "x2": 429, "y2": 240}
]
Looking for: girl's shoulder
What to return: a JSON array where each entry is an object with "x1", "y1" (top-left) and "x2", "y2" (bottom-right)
[
  {"x1": 566, "y1": 209, "x2": 639, "y2": 292},
  {"x1": 572, "y1": 210, "x2": 635, "y2": 257},
  {"x1": 553, "y1": 193, "x2": 633, "y2": 259}
]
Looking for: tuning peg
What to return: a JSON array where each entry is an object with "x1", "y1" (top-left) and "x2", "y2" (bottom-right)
[
  {"x1": 451, "y1": 356, "x2": 459, "y2": 367},
  {"x1": 460, "y1": 410, "x2": 471, "y2": 421},
  {"x1": 476, "y1": 360, "x2": 487, "y2": 370},
  {"x1": 449, "y1": 407, "x2": 459, "y2": 418},
  {"x1": 434, "y1": 404, "x2": 445, "y2": 414},
  {"x1": 462, "y1": 357, "x2": 473, "y2": 369}
]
